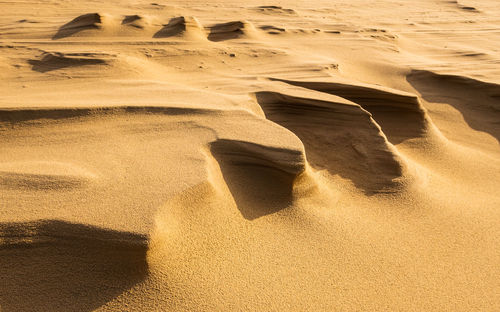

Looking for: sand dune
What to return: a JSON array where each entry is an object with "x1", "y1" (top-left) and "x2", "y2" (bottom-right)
[
  {"x1": 255, "y1": 90, "x2": 407, "y2": 192},
  {"x1": 1, "y1": 0, "x2": 500, "y2": 311}
]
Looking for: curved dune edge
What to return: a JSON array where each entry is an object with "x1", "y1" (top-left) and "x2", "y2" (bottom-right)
[
  {"x1": 53, "y1": 13, "x2": 104, "y2": 39},
  {"x1": 268, "y1": 77, "x2": 434, "y2": 144},
  {"x1": 407, "y1": 69, "x2": 500, "y2": 144},
  {"x1": 253, "y1": 89, "x2": 416, "y2": 193},
  {"x1": 208, "y1": 138, "x2": 306, "y2": 219}
]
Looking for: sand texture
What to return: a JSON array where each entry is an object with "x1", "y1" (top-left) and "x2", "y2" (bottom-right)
[{"x1": 1, "y1": 0, "x2": 500, "y2": 311}]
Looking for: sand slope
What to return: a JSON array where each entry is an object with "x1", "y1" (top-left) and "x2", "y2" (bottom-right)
[{"x1": 1, "y1": 0, "x2": 499, "y2": 311}]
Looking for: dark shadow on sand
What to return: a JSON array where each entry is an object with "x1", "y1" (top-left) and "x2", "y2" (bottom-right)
[
  {"x1": 210, "y1": 139, "x2": 302, "y2": 220},
  {"x1": 0, "y1": 219, "x2": 148, "y2": 312},
  {"x1": 407, "y1": 69, "x2": 500, "y2": 144}
]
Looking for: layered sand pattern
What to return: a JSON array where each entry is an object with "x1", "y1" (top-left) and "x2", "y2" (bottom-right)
[{"x1": 1, "y1": 0, "x2": 499, "y2": 311}]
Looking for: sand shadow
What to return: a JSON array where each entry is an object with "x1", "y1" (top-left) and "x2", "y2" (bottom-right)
[
  {"x1": 28, "y1": 52, "x2": 106, "y2": 73},
  {"x1": 407, "y1": 70, "x2": 500, "y2": 144},
  {"x1": 122, "y1": 15, "x2": 143, "y2": 28},
  {"x1": 207, "y1": 21, "x2": 246, "y2": 42},
  {"x1": 210, "y1": 139, "x2": 303, "y2": 220},
  {"x1": 0, "y1": 220, "x2": 148, "y2": 312}
]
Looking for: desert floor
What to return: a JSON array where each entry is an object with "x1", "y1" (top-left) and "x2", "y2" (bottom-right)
[{"x1": 1, "y1": 0, "x2": 499, "y2": 311}]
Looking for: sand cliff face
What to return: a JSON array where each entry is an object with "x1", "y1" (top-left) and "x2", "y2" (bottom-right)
[{"x1": 1, "y1": 0, "x2": 500, "y2": 311}]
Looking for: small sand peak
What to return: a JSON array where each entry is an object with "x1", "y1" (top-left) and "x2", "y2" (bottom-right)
[{"x1": 207, "y1": 20, "x2": 259, "y2": 42}]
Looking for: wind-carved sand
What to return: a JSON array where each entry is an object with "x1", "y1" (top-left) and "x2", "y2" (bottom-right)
[
  {"x1": 1, "y1": 0, "x2": 500, "y2": 311},
  {"x1": 154, "y1": 16, "x2": 206, "y2": 39},
  {"x1": 53, "y1": 13, "x2": 104, "y2": 39},
  {"x1": 207, "y1": 21, "x2": 258, "y2": 41},
  {"x1": 210, "y1": 138, "x2": 306, "y2": 219},
  {"x1": 254, "y1": 90, "x2": 408, "y2": 193}
]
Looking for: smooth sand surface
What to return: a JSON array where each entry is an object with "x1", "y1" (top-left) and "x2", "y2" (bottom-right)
[{"x1": 1, "y1": 0, "x2": 499, "y2": 311}]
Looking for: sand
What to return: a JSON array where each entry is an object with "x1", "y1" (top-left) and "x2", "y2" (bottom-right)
[{"x1": 1, "y1": 0, "x2": 499, "y2": 311}]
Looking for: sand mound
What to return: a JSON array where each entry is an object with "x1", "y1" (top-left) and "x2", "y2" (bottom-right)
[
  {"x1": 27, "y1": 52, "x2": 109, "y2": 73},
  {"x1": 255, "y1": 90, "x2": 406, "y2": 192},
  {"x1": 154, "y1": 16, "x2": 205, "y2": 39},
  {"x1": 207, "y1": 21, "x2": 257, "y2": 41},
  {"x1": 53, "y1": 13, "x2": 158, "y2": 39},
  {"x1": 53, "y1": 13, "x2": 103, "y2": 39}
]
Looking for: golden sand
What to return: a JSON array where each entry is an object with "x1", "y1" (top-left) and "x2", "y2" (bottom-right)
[{"x1": 1, "y1": 0, "x2": 499, "y2": 310}]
